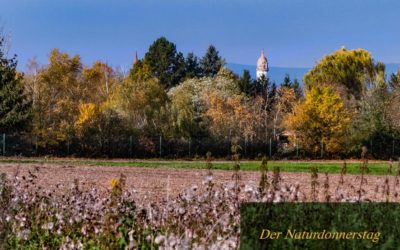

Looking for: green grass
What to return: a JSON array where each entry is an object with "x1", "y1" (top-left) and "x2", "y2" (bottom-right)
[{"x1": 0, "y1": 157, "x2": 397, "y2": 176}]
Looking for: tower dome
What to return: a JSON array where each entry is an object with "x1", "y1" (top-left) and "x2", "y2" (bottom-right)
[{"x1": 256, "y1": 49, "x2": 268, "y2": 79}]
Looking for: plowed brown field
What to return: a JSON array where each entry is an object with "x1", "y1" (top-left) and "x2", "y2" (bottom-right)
[{"x1": 0, "y1": 163, "x2": 397, "y2": 203}]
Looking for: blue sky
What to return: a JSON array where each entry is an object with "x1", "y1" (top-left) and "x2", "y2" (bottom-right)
[{"x1": 1, "y1": 0, "x2": 399, "y2": 71}]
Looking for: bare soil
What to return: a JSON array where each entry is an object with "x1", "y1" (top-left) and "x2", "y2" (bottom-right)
[{"x1": 0, "y1": 163, "x2": 397, "y2": 203}]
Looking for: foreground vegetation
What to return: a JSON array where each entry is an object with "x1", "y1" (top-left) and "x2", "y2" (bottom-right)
[{"x1": 1, "y1": 157, "x2": 400, "y2": 249}]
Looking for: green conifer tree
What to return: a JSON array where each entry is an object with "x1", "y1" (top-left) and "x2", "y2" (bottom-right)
[{"x1": 0, "y1": 36, "x2": 30, "y2": 133}]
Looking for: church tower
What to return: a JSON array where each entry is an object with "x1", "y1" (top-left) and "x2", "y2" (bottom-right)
[{"x1": 256, "y1": 49, "x2": 269, "y2": 80}]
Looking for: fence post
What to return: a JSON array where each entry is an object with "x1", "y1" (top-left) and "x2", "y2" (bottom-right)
[
  {"x1": 320, "y1": 140, "x2": 324, "y2": 158},
  {"x1": 2, "y1": 133, "x2": 5, "y2": 156},
  {"x1": 269, "y1": 137, "x2": 272, "y2": 158},
  {"x1": 244, "y1": 137, "x2": 247, "y2": 158},
  {"x1": 188, "y1": 137, "x2": 191, "y2": 158},
  {"x1": 35, "y1": 136, "x2": 38, "y2": 155},
  {"x1": 159, "y1": 135, "x2": 162, "y2": 158},
  {"x1": 129, "y1": 135, "x2": 133, "y2": 158},
  {"x1": 370, "y1": 140, "x2": 373, "y2": 155},
  {"x1": 296, "y1": 137, "x2": 299, "y2": 158},
  {"x1": 393, "y1": 139, "x2": 395, "y2": 157}
]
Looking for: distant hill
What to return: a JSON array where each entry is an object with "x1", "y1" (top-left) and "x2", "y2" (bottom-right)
[{"x1": 227, "y1": 63, "x2": 400, "y2": 85}]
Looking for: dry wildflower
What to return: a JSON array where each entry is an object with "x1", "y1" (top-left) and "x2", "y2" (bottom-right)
[
  {"x1": 258, "y1": 157, "x2": 269, "y2": 197},
  {"x1": 310, "y1": 166, "x2": 319, "y2": 202},
  {"x1": 271, "y1": 166, "x2": 281, "y2": 191},
  {"x1": 323, "y1": 173, "x2": 331, "y2": 202},
  {"x1": 339, "y1": 161, "x2": 347, "y2": 185},
  {"x1": 111, "y1": 178, "x2": 120, "y2": 191},
  {"x1": 41, "y1": 222, "x2": 54, "y2": 231},
  {"x1": 155, "y1": 235, "x2": 166, "y2": 244},
  {"x1": 3, "y1": 158, "x2": 400, "y2": 249},
  {"x1": 358, "y1": 154, "x2": 369, "y2": 201}
]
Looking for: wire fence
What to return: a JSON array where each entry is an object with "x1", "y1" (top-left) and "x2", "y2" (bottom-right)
[{"x1": 0, "y1": 133, "x2": 399, "y2": 160}]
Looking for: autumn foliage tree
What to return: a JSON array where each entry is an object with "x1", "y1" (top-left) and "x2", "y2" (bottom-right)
[
  {"x1": 31, "y1": 49, "x2": 83, "y2": 149},
  {"x1": 74, "y1": 102, "x2": 125, "y2": 156},
  {"x1": 272, "y1": 86, "x2": 297, "y2": 140},
  {"x1": 168, "y1": 70, "x2": 241, "y2": 139},
  {"x1": 114, "y1": 74, "x2": 168, "y2": 154},
  {"x1": 304, "y1": 48, "x2": 375, "y2": 101},
  {"x1": 29, "y1": 49, "x2": 123, "y2": 154},
  {"x1": 205, "y1": 93, "x2": 261, "y2": 141},
  {"x1": 284, "y1": 85, "x2": 351, "y2": 155},
  {"x1": 81, "y1": 61, "x2": 117, "y2": 104},
  {"x1": 13, "y1": 38, "x2": 399, "y2": 158}
]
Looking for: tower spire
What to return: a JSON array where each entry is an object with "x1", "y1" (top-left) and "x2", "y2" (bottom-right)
[{"x1": 134, "y1": 51, "x2": 138, "y2": 65}]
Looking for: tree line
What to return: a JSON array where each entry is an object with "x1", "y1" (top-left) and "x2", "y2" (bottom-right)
[{"x1": 1, "y1": 35, "x2": 400, "y2": 158}]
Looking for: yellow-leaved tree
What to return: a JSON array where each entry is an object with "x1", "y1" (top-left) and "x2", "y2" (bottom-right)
[
  {"x1": 75, "y1": 103, "x2": 100, "y2": 136},
  {"x1": 204, "y1": 92, "x2": 260, "y2": 141},
  {"x1": 284, "y1": 85, "x2": 351, "y2": 155},
  {"x1": 31, "y1": 49, "x2": 83, "y2": 148},
  {"x1": 74, "y1": 99, "x2": 127, "y2": 156}
]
